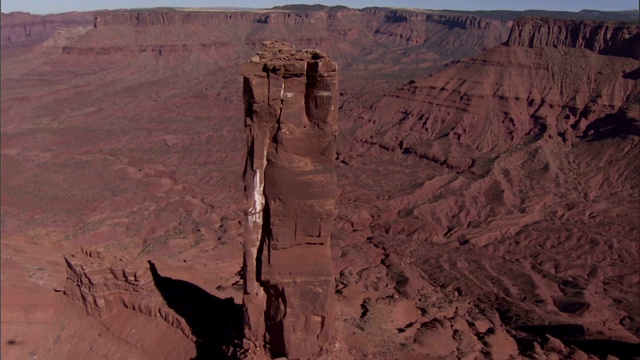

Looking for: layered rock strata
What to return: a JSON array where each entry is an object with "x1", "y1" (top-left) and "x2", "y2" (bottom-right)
[
  {"x1": 241, "y1": 40, "x2": 338, "y2": 359},
  {"x1": 507, "y1": 17, "x2": 640, "y2": 59},
  {"x1": 1, "y1": 11, "x2": 93, "y2": 48},
  {"x1": 92, "y1": 8, "x2": 507, "y2": 30},
  {"x1": 63, "y1": 248, "x2": 193, "y2": 338},
  {"x1": 84, "y1": 9, "x2": 511, "y2": 56}
]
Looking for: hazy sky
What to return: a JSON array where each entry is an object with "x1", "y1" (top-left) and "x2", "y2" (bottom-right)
[{"x1": 1, "y1": 0, "x2": 637, "y2": 15}]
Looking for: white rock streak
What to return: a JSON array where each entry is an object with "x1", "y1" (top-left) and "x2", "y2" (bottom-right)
[
  {"x1": 248, "y1": 166, "x2": 265, "y2": 231},
  {"x1": 245, "y1": 137, "x2": 268, "y2": 295}
]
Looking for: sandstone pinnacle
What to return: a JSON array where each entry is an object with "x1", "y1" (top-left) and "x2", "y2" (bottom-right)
[{"x1": 241, "y1": 40, "x2": 338, "y2": 359}]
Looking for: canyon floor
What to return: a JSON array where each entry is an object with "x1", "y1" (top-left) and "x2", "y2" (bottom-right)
[{"x1": 1, "y1": 7, "x2": 639, "y2": 360}]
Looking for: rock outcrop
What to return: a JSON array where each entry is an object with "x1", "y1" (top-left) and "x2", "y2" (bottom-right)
[
  {"x1": 63, "y1": 248, "x2": 193, "y2": 337},
  {"x1": 63, "y1": 248, "x2": 244, "y2": 358},
  {"x1": 507, "y1": 17, "x2": 640, "y2": 59},
  {"x1": 241, "y1": 40, "x2": 338, "y2": 359}
]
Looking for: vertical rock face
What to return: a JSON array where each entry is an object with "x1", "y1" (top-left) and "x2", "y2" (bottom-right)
[
  {"x1": 241, "y1": 40, "x2": 338, "y2": 359},
  {"x1": 506, "y1": 17, "x2": 640, "y2": 59}
]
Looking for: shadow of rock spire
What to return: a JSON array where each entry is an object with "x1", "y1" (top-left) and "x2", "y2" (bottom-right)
[{"x1": 148, "y1": 260, "x2": 243, "y2": 359}]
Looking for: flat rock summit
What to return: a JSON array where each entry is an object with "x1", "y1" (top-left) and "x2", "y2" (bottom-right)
[{"x1": 1, "y1": 6, "x2": 639, "y2": 360}]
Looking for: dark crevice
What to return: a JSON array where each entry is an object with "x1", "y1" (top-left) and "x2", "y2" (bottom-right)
[
  {"x1": 263, "y1": 285, "x2": 287, "y2": 358},
  {"x1": 359, "y1": 298, "x2": 371, "y2": 319},
  {"x1": 258, "y1": 201, "x2": 270, "y2": 275}
]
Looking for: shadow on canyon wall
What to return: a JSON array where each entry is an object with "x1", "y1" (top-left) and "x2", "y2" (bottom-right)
[{"x1": 148, "y1": 261, "x2": 243, "y2": 359}]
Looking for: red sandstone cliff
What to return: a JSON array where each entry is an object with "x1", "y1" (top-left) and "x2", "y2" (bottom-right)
[
  {"x1": 1, "y1": 11, "x2": 93, "y2": 48},
  {"x1": 241, "y1": 41, "x2": 338, "y2": 359},
  {"x1": 75, "y1": 8, "x2": 511, "y2": 57},
  {"x1": 507, "y1": 17, "x2": 640, "y2": 59},
  {"x1": 91, "y1": 8, "x2": 510, "y2": 30}
]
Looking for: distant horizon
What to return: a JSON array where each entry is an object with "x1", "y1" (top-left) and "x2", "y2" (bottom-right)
[{"x1": 1, "y1": 1, "x2": 638, "y2": 16}]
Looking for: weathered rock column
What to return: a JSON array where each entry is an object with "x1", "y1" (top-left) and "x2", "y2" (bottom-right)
[{"x1": 241, "y1": 40, "x2": 338, "y2": 359}]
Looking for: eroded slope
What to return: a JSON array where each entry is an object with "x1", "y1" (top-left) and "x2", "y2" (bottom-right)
[{"x1": 335, "y1": 17, "x2": 639, "y2": 358}]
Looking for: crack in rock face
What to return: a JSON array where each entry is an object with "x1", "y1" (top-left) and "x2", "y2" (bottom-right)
[{"x1": 241, "y1": 40, "x2": 339, "y2": 359}]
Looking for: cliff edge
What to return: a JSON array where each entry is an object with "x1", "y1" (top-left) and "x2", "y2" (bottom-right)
[{"x1": 507, "y1": 17, "x2": 640, "y2": 58}]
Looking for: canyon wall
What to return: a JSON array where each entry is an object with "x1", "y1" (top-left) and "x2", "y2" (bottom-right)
[
  {"x1": 242, "y1": 41, "x2": 338, "y2": 359},
  {"x1": 59, "y1": 8, "x2": 511, "y2": 109},
  {"x1": 1, "y1": 12, "x2": 93, "y2": 48},
  {"x1": 84, "y1": 8, "x2": 511, "y2": 54},
  {"x1": 92, "y1": 8, "x2": 510, "y2": 31},
  {"x1": 507, "y1": 17, "x2": 640, "y2": 59}
]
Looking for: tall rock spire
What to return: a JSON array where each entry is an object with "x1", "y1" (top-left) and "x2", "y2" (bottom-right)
[{"x1": 241, "y1": 40, "x2": 338, "y2": 359}]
